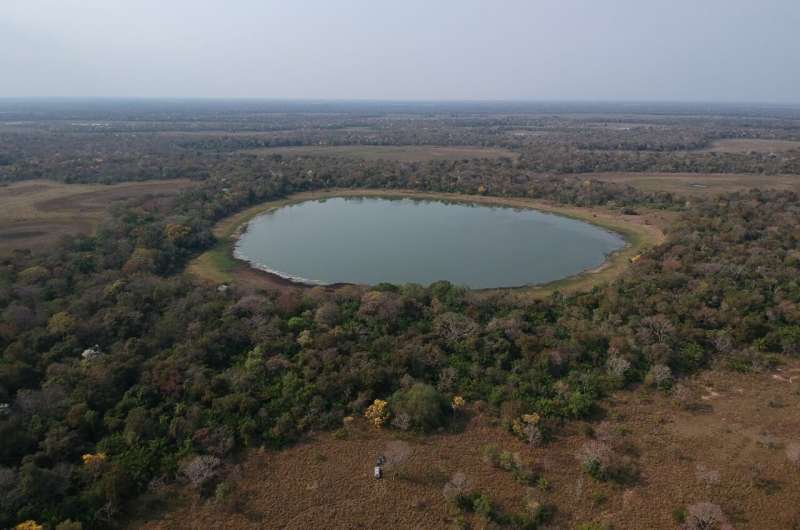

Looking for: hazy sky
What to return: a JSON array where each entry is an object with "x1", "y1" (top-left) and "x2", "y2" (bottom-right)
[{"x1": 2, "y1": 0, "x2": 799, "y2": 102}]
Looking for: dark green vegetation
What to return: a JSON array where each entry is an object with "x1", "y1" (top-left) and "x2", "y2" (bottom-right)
[
  {"x1": 453, "y1": 490, "x2": 553, "y2": 529},
  {"x1": 1, "y1": 101, "x2": 800, "y2": 528},
  {"x1": 389, "y1": 383, "x2": 450, "y2": 432}
]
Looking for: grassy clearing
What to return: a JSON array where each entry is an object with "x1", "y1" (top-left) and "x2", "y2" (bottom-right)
[
  {"x1": 188, "y1": 189, "x2": 666, "y2": 296},
  {"x1": 0, "y1": 179, "x2": 196, "y2": 251},
  {"x1": 702, "y1": 138, "x2": 800, "y2": 154},
  {"x1": 130, "y1": 360, "x2": 800, "y2": 530},
  {"x1": 590, "y1": 171, "x2": 800, "y2": 197},
  {"x1": 186, "y1": 241, "x2": 237, "y2": 284},
  {"x1": 239, "y1": 145, "x2": 519, "y2": 162}
]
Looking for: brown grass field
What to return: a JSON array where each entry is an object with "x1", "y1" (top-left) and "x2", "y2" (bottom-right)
[
  {"x1": 590, "y1": 172, "x2": 800, "y2": 197},
  {"x1": 240, "y1": 145, "x2": 520, "y2": 162},
  {"x1": 187, "y1": 189, "x2": 668, "y2": 297},
  {"x1": 130, "y1": 360, "x2": 800, "y2": 530},
  {"x1": 0, "y1": 179, "x2": 196, "y2": 252},
  {"x1": 702, "y1": 138, "x2": 800, "y2": 154}
]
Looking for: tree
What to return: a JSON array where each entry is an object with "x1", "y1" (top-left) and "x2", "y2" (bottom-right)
[
  {"x1": 47, "y1": 312, "x2": 76, "y2": 336},
  {"x1": 390, "y1": 383, "x2": 449, "y2": 432}
]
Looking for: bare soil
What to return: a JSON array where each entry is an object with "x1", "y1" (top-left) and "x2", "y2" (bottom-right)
[
  {"x1": 590, "y1": 172, "x2": 800, "y2": 197},
  {"x1": 702, "y1": 139, "x2": 800, "y2": 154},
  {"x1": 130, "y1": 361, "x2": 800, "y2": 529}
]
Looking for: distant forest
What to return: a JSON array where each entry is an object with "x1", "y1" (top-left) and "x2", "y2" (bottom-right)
[{"x1": 2, "y1": 100, "x2": 800, "y2": 184}]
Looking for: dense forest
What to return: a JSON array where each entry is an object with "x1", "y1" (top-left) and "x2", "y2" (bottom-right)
[
  {"x1": 2, "y1": 165, "x2": 800, "y2": 527},
  {"x1": 1, "y1": 103, "x2": 800, "y2": 528}
]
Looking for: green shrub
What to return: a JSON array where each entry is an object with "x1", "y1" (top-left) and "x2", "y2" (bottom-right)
[
  {"x1": 389, "y1": 383, "x2": 449, "y2": 432},
  {"x1": 583, "y1": 458, "x2": 605, "y2": 480},
  {"x1": 482, "y1": 444, "x2": 500, "y2": 466},
  {"x1": 498, "y1": 450, "x2": 515, "y2": 471},
  {"x1": 536, "y1": 475, "x2": 550, "y2": 491},
  {"x1": 472, "y1": 494, "x2": 493, "y2": 517},
  {"x1": 286, "y1": 316, "x2": 307, "y2": 331},
  {"x1": 214, "y1": 481, "x2": 234, "y2": 502},
  {"x1": 453, "y1": 492, "x2": 494, "y2": 518}
]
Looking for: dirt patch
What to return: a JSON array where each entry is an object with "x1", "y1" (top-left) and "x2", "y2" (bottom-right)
[
  {"x1": 702, "y1": 139, "x2": 800, "y2": 154},
  {"x1": 0, "y1": 179, "x2": 196, "y2": 251},
  {"x1": 132, "y1": 416, "x2": 540, "y2": 530},
  {"x1": 129, "y1": 361, "x2": 800, "y2": 529},
  {"x1": 590, "y1": 172, "x2": 800, "y2": 197},
  {"x1": 240, "y1": 145, "x2": 519, "y2": 162},
  {"x1": 34, "y1": 180, "x2": 194, "y2": 213},
  {"x1": 0, "y1": 183, "x2": 53, "y2": 197}
]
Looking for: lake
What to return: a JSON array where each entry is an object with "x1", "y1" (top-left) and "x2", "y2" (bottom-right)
[{"x1": 234, "y1": 197, "x2": 625, "y2": 289}]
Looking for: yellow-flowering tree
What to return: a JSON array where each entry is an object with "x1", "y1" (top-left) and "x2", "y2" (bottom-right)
[
  {"x1": 15, "y1": 521, "x2": 44, "y2": 530},
  {"x1": 82, "y1": 452, "x2": 107, "y2": 466},
  {"x1": 512, "y1": 413, "x2": 543, "y2": 446},
  {"x1": 364, "y1": 399, "x2": 390, "y2": 428}
]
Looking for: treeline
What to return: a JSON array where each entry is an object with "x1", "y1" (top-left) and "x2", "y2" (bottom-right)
[
  {"x1": 3, "y1": 140, "x2": 799, "y2": 184},
  {"x1": 1, "y1": 158, "x2": 799, "y2": 527}
]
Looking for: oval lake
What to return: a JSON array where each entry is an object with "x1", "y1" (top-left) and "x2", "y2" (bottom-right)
[{"x1": 235, "y1": 197, "x2": 626, "y2": 289}]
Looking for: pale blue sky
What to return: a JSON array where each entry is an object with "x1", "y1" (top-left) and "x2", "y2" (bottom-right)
[{"x1": 2, "y1": 0, "x2": 798, "y2": 102}]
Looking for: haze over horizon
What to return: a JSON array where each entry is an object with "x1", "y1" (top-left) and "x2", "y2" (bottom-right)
[{"x1": 2, "y1": 0, "x2": 799, "y2": 104}]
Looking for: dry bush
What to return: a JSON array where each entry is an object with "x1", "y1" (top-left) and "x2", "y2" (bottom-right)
[
  {"x1": 682, "y1": 502, "x2": 732, "y2": 530},
  {"x1": 181, "y1": 455, "x2": 222, "y2": 489},
  {"x1": 486, "y1": 314, "x2": 523, "y2": 340},
  {"x1": 433, "y1": 312, "x2": 479, "y2": 343},
  {"x1": 695, "y1": 464, "x2": 721, "y2": 486},
  {"x1": 192, "y1": 427, "x2": 234, "y2": 456},
  {"x1": 645, "y1": 364, "x2": 673, "y2": 389},
  {"x1": 577, "y1": 439, "x2": 638, "y2": 484},
  {"x1": 358, "y1": 291, "x2": 402, "y2": 321},
  {"x1": 391, "y1": 411, "x2": 411, "y2": 431},
  {"x1": 442, "y1": 471, "x2": 469, "y2": 501},
  {"x1": 577, "y1": 440, "x2": 613, "y2": 479},
  {"x1": 672, "y1": 383, "x2": 698, "y2": 409},
  {"x1": 606, "y1": 355, "x2": 631, "y2": 379},
  {"x1": 384, "y1": 440, "x2": 412, "y2": 469},
  {"x1": 314, "y1": 302, "x2": 340, "y2": 328},
  {"x1": 786, "y1": 442, "x2": 800, "y2": 468},
  {"x1": 522, "y1": 422, "x2": 543, "y2": 447}
]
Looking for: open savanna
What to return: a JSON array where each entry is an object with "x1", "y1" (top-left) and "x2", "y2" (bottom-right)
[
  {"x1": 702, "y1": 138, "x2": 800, "y2": 154},
  {"x1": 590, "y1": 172, "x2": 800, "y2": 197},
  {"x1": 0, "y1": 179, "x2": 196, "y2": 252},
  {"x1": 130, "y1": 360, "x2": 800, "y2": 530},
  {"x1": 187, "y1": 189, "x2": 667, "y2": 296},
  {"x1": 240, "y1": 145, "x2": 520, "y2": 162}
]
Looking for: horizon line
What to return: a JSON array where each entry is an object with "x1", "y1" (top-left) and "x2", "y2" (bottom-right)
[{"x1": 0, "y1": 96, "x2": 799, "y2": 107}]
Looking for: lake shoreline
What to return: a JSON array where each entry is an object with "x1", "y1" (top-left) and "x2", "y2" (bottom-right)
[{"x1": 188, "y1": 188, "x2": 667, "y2": 295}]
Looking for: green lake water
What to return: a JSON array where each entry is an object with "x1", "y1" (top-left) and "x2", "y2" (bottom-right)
[{"x1": 235, "y1": 197, "x2": 625, "y2": 288}]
